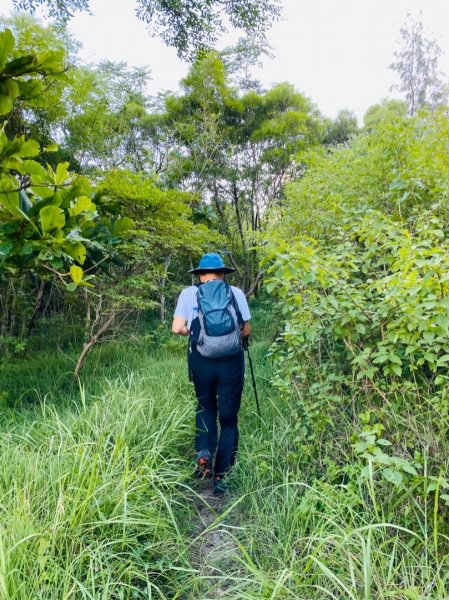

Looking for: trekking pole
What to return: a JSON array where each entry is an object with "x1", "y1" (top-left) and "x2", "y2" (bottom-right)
[{"x1": 244, "y1": 338, "x2": 261, "y2": 417}]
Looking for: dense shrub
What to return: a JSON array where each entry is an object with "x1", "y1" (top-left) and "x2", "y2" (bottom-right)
[{"x1": 262, "y1": 110, "x2": 449, "y2": 578}]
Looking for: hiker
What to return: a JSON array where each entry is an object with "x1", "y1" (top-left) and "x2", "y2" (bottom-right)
[{"x1": 172, "y1": 253, "x2": 251, "y2": 494}]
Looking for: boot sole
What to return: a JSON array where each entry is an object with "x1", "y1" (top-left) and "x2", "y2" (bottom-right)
[{"x1": 195, "y1": 456, "x2": 212, "y2": 479}]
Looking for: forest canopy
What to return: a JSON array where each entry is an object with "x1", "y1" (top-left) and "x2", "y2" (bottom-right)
[{"x1": 12, "y1": 0, "x2": 282, "y2": 58}]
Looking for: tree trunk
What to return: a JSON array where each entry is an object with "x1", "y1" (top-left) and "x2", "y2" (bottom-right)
[
  {"x1": 245, "y1": 270, "x2": 264, "y2": 298},
  {"x1": 159, "y1": 255, "x2": 172, "y2": 323},
  {"x1": 212, "y1": 180, "x2": 228, "y2": 237},
  {"x1": 228, "y1": 253, "x2": 245, "y2": 290},
  {"x1": 232, "y1": 181, "x2": 246, "y2": 256},
  {"x1": 74, "y1": 309, "x2": 117, "y2": 377},
  {"x1": 26, "y1": 279, "x2": 46, "y2": 336},
  {"x1": 0, "y1": 280, "x2": 12, "y2": 337},
  {"x1": 83, "y1": 287, "x2": 92, "y2": 341},
  {"x1": 9, "y1": 276, "x2": 26, "y2": 336}
]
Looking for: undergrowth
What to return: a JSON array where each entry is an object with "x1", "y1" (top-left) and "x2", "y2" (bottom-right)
[{"x1": 0, "y1": 305, "x2": 448, "y2": 598}]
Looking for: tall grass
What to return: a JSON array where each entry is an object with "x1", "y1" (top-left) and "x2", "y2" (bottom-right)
[
  {"x1": 0, "y1": 347, "x2": 197, "y2": 598},
  {"x1": 1, "y1": 324, "x2": 448, "y2": 598},
  {"x1": 221, "y1": 342, "x2": 449, "y2": 598}
]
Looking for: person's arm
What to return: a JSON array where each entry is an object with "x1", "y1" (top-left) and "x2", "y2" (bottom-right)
[
  {"x1": 172, "y1": 289, "x2": 191, "y2": 336},
  {"x1": 241, "y1": 321, "x2": 250, "y2": 338},
  {"x1": 234, "y1": 288, "x2": 251, "y2": 338},
  {"x1": 172, "y1": 315, "x2": 189, "y2": 336}
]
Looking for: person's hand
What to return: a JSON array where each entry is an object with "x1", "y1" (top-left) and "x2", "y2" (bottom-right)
[{"x1": 240, "y1": 321, "x2": 251, "y2": 338}]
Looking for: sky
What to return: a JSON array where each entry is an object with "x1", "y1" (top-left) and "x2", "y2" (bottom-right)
[{"x1": 1, "y1": 0, "x2": 449, "y2": 121}]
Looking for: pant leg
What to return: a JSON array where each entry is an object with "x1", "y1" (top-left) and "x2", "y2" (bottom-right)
[
  {"x1": 190, "y1": 350, "x2": 218, "y2": 454},
  {"x1": 215, "y1": 351, "x2": 245, "y2": 476}
]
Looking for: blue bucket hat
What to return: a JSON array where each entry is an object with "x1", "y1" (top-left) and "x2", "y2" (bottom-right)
[{"x1": 189, "y1": 253, "x2": 236, "y2": 275}]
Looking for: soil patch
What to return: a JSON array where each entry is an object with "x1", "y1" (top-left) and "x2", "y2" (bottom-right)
[{"x1": 188, "y1": 479, "x2": 243, "y2": 598}]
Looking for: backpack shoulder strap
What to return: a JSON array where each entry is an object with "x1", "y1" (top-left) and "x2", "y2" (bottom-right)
[
  {"x1": 189, "y1": 284, "x2": 201, "y2": 338},
  {"x1": 229, "y1": 285, "x2": 244, "y2": 327}
]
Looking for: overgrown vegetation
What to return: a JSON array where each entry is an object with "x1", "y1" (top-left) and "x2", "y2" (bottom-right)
[
  {"x1": 262, "y1": 108, "x2": 449, "y2": 597},
  {"x1": 1, "y1": 5, "x2": 449, "y2": 599}
]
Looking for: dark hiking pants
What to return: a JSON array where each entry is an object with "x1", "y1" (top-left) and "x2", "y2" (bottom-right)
[{"x1": 190, "y1": 348, "x2": 245, "y2": 477}]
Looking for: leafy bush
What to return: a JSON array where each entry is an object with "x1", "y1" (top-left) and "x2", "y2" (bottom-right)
[
  {"x1": 262, "y1": 109, "x2": 449, "y2": 577},
  {"x1": 265, "y1": 208, "x2": 449, "y2": 390}
]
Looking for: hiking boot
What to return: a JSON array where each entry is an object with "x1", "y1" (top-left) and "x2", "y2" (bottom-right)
[
  {"x1": 213, "y1": 475, "x2": 227, "y2": 495},
  {"x1": 194, "y1": 449, "x2": 212, "y2": 479}
]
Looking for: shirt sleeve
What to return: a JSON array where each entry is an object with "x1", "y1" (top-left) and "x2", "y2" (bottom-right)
[
  {"x1": 233, "y1": 288, "x2": 251, "y2": 321},
  {"x1": 174, "y1": 289, "x2": 189, "y2": 320}
]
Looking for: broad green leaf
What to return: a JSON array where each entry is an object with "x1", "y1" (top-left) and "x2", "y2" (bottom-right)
[
  {"x1": 3, "y1": 54, "x2": 34, "y2": 76},
  {"x1": 424, "y1": 352, "x2": 437, "y2": 364},
  {"x1": 63, "y1": 242, "x2": 86, "y2": 265},
  {"x1": 21, "y1": 160, "x2": 47, "y2": 180},
  {"x1": 54, "y1": 162, "x2": 70, "y2": 186},
  {"x1": 376, "y1": 439, "x2": 392, "y2": 446},
  {"x1": 3, "y1": 156, "x2": 24, "y2": 172},
  {"x1": 423, "y1": 331, "x2": 435, "y2": 344},
  {"x1": 69, "y1": 196, "x2": 95, "y2": 217},
  {"x1": 16, "y1": 139, "x2": 40, "y2": 158},
  {"x1": 51, "y1": 228, "x2": 64, "y2": 243},
  {"x1": 436, "y1": 354, "x2": 449, "y2": 366},
  {"x1": 382, "y1": 468, "x2": 403, "y2": 486},
  {"x1": 372, "y1": 354, "x2": 388, "y2": 364},
  {"x1": 391, "y1": 364, "x2": 402, "y2": 377},
  {"x1": 64, "y1": 229, "x2": 89, "y2": 243},
  {"x1": 40, "y1": 205, "x2": 65, "y2": 235},
  {"x1": 0, "y1": 241, "x2": 13, "y2": 257},
  {"x1": 30, "y1": 184, "x2": 54, "y2": 200},
  {"x1": 0, "y1": 189, "x2": 20, "y2": 217},
  {"x1": 0, "y1": 78, "x2": 20, "y2": 99},
  {"x1": 0, "y1": 94, "x2": 13, "y2": 116},
  {"x1": 18, "y1": 240, "x2": 42, "y2": 256},
  {"x1": 19, "y1": 191, "x2": 32, "y2": 213},
  {"x1": 356, "y1": 440, "x2": 373, "y2": 453},
  {"x1": 401, "y1": 462, "x2": 418, "y2": 476},
  {"x1": 435, "y1": 315, "x2": 449, "y2": 332},
  {"x1": 0, "y1": 221, "x2": 20, "y2": 235},
  {"x1": 18, "y1": 78, "x2": 43, "y2": 99},
  {"x1": 28, "y1": 196, "x2": 62, "y2": 218},
  {"x1": 45, "y1": 143, "x2": 58, "y2": 152},
  {"x1": 0, "y1": 171, "x2": 18, "y2": 194},
  {"x1": 388, "y1": 354, "x2": 402, "y2": 365},
  {"x1": 27, "y1": 92, "x2": 48, "y2": 108},
  {"x1": 0, "y1": 29, "x2": 14, "y2": 71},
  {"x1": 49, "y1": 256, "x2": 63, "y2": 269},
  {"x1": 0, "y1": 129, "x2": 7, "y2": 152},
  {"x1": 371, "y1": 449, "x2": 391, "y2": 465},
  {"x1": 113, "y1": 216, "x2": 133, "y2": 235},
  {"x1": 36, "y1": 49, "x2": 64, "y2": 74},
  {"x1": 70, "y1": 265, "x2": 83, "y2": 285}
]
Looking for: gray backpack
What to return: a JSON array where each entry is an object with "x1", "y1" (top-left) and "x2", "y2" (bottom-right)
[{"x1": 195, "y1": 280, "x2": 243, "y2": 359}]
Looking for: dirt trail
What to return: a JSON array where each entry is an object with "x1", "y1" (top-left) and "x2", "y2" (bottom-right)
[{"x1": 188, "y1": 479, "x2": 243, "y2": 599}]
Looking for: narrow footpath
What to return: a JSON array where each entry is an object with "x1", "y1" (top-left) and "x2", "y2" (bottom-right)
[{"x1": 187, "y1": 479, "x2": 244, "y2": 598}]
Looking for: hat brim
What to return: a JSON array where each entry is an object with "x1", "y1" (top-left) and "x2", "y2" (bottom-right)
[{"x1": 188, "y1": 266, "x2": 236, "y2": 275}]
